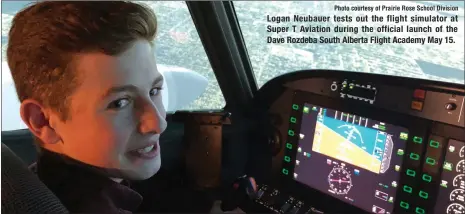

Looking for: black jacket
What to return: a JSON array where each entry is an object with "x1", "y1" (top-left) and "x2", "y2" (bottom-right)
[{"x1": 35, "y1": 150, "x2": 143, "y2": 214}]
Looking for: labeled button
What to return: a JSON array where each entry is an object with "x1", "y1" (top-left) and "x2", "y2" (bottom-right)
[
  {"x1": 410, "y1": 153, "x2": 420, "y2": 160},
  {"x1": 419, "y1": 190, "x2": 428, "y2": 199},
  {"x1": 429, "y1": 140, "x2": 440, "y2": 148},
  {"x1": 290, "y1": 117, "x2": 297, "y2": 123},
  {"x1": 422, "y1": 174, "x2": 432, "y2": 182},
  {"x1": 284, "y1": 156, "x2": 291, "y2": 162},
  {"x1": 292, "y1": 104, "x2": 299, "y2": 110},
  {"x1": 413, "y1": 136, "x2": 423, "y2": 144},
  {"x1": 400, "y1": 201, "x2": 409, "y2": 209},
  {"x1": 406, "y1": 169, "x2": 416, "y2": 177},
  {"x1": 411, "y1": 101, "x2": 423, "y2": 111},
  {"x1": 415, "y1": 207, "x2": 425, "y2": 214},
  {"x1": 282, "y1": 168, "x2": 289, "y2": 175},
  {"x1": 403, "y1": 185, "x2": 413, "y2": 193},
  {"x1": 426, "y1": 157, "x2": 436, "y2": 166},
  {"x1": 413, "y1": 89, "x2": 426, "y2": 99}
]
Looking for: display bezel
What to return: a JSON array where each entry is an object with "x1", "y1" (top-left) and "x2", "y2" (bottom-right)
[{"x1": 280, "y1": 89, "x2": 431, "y2": 213}]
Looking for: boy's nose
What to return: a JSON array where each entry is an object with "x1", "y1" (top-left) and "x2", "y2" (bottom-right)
[{"x1": 138, "y1": 103, "x2": 167, "y2": 135}]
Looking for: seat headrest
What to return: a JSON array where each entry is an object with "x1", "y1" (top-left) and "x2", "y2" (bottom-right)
[{"x1": 1, "y1": 143, "x2": 69, "y2": 214}]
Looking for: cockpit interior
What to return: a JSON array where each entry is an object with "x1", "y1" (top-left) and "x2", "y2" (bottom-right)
[{"x1": 2, "y1": 1, "x2": 464, "y2": 214}]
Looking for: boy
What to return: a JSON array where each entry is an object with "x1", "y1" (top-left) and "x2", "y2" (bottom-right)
[{"x1": 7, "y1": 1, "x2": 166, "y2": 213}]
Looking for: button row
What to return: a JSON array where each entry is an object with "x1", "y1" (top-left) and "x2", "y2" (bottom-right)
[
  {"x1": 286, "y1": 105, "x2": 299, "y2": 178},
  {"x1": 408, "y1": 152, "x2": 440, "y2": 165},
  {"x1": 285, "y1": 104, "x2": 299, "y2": 179},
  {"x1": 401, "y1": 185, "x2": 429, "y2": 199},
  {"x1": 399, "y1": 201, "x2": 425, "y2": 214},
  {"x1": 404, "y1": 169, "x2": 433, "y2": 182}
]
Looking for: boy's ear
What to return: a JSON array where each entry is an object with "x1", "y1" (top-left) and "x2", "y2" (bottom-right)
[{"x1": 20, "y1": 99, "x2": 62, "y2": 145}]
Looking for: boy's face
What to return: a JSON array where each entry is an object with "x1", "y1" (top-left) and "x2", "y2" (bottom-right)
[{"x1": 38, "y1": 40, "x2": 166, "y2": 180}]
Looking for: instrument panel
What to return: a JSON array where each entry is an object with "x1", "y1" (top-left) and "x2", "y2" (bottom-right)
[
  {"x1": 286, "y1": 101, "x2": 406, "y2": 213},
  {"x1": 249, "y1": 70, "x2": 465, "y2": 214}
]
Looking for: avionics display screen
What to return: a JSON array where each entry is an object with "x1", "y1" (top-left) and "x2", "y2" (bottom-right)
[
  {"x1": 293, "y1": 103, "x2": 408, "y2": 214},
  {"x1": 434, "y1": 139, "x2": 465, "y2": 214}
]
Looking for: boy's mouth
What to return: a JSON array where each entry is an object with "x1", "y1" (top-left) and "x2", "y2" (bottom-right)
[
  {"x1": 139, "y1": 145, "x2": 154, "y2": 153},
  {"x1": 128, "y1": 142, "x2": 159, "y2": 159}
]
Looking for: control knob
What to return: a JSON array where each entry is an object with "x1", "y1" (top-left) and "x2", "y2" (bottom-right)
[
  {"x1": 330, "y1": 83, "x2": 338, "y2": 91},
  {"x1": 445, "y1": 103, "x2": 457, "y2": 111}
]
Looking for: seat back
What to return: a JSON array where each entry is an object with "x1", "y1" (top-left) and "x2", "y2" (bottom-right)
[{"x1": 1, "y1": 143, "x2": 69, "y2": 214}]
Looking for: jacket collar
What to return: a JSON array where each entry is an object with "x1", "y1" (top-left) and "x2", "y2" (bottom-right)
[{"x1": 36, "y1": 150, "x2": 143, "y2": 213}]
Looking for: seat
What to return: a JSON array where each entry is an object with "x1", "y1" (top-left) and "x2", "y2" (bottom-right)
[{"x1": 1, "y1": 143, "x2": 69, "y2": 214}]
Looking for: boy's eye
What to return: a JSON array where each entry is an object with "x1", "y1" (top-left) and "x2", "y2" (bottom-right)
[
  {"x1": 108, "y1": 98, "x2": 131, "y2": 109},
  {"x1": 150, "y1": 87, "x2": 163, "y2": 96}
]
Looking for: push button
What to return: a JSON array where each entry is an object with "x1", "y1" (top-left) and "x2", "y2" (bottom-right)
[
  {"x1": 411, "y1": 101, "x2": 423, "y2": 111},
  {"x1": 282, "y1": 169, "x2": 289, "y2": 175},
  {"x1": 413, "y1": 89, "x2": 426, "y2": 99},
  {"x1": 413, "y1": 136, "x2": 423, "y2": 144},
  {"x1": 422, "y1": 174, "x2": 432, "y2": 182},
  {"x1": 419, "y1": 190, "x2": 428, "y2": 199},
  {"x1": 292, "y1": 104, "x2": 299, "y2": 110},
  {"x1": 286, "y1": 143, "x2": 292, "y2": 149},
  {"x1": 415, "y1": 207, "x2": 425, "y2": 214},
  {"x1": 406, "y1": 169, "x2": 416, "y2": 177},
  {"x1": 400, "y1": 201, "x2": 409, "y2": 210},
  {"x1": 284, "y1": 156, "x2": 291, "y2": 162},
  {"x1": 410, "y1": 153, "x2": 420, "y2": 160},
  {"x1": 403, "y1": 185, "x2": 413, "y2": 193},
  {"x1": 290, "y1": 117, "x2": 297, "y2": 123},
  {"x1": 425, "y1": 157, "x2": 436, "y2": 166},
  {"x1": 429, "y1": 140, "x2": 440, "y2": 148}
]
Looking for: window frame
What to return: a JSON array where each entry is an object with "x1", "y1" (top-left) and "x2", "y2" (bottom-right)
[{"x1": 186, "y1": 1, "x2": 258, "y2": 112}]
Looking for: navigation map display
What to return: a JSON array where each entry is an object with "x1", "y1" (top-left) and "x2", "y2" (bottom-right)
[{"x1": 293, "y1": 103, "x2": 408, "y2": 214}]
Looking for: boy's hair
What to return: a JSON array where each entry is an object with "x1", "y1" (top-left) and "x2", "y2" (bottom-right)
[
  {"x1": 7, "y1": 1, "x2": 157, "y2": 121},
  {"x1": 7, "y1": 1, "x2": 157, "y2": 148}
]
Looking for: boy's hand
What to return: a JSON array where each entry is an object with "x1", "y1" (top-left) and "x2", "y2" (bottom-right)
[{"x1": 220, "y1": 175, "x2": 258, "y2": 212}]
